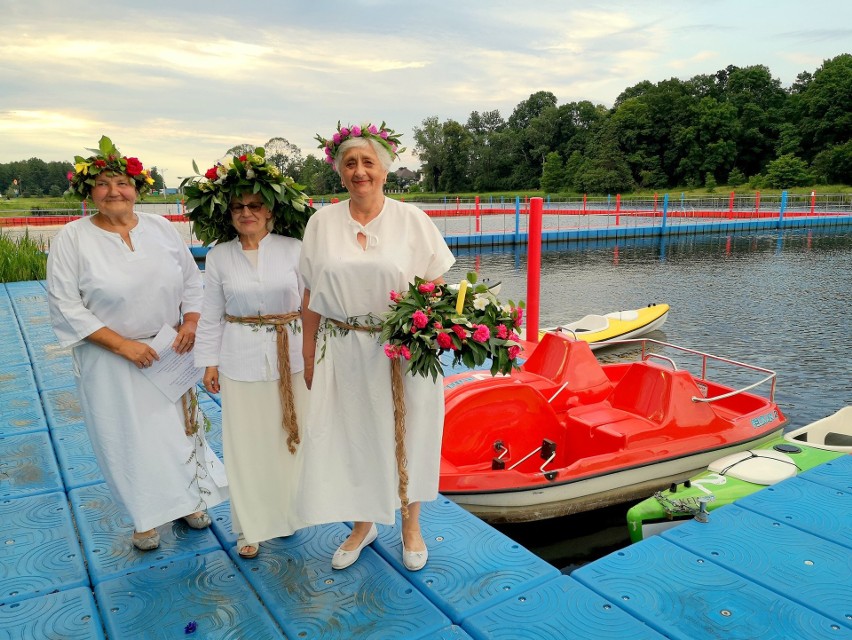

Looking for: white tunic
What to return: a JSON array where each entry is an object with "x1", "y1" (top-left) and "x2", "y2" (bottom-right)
[
  {"x1": 298, "y1": 198, "x2": 455, "y2": 525},
  {"x1": 46, "y1": 213, "x2": 228, "y2": 532},
  {"x1": 195, "y1": 234, "x2": 307, "y2": 542}
]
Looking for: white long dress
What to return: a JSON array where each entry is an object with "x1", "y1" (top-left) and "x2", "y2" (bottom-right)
[
  {"x1": 194, "y1": 234, "x2": 308, "y2": 543},
  {"x1": 46, "y1": 213, "x2": 228, "y2": 532},
  {"x1": 298, "y1": 198, "x2": 455, "y2": 525}
]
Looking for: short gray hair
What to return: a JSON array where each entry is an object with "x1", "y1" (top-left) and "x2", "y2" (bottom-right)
[{"x1": 333, "y1": 137, "x2": 393, "y2": 173}]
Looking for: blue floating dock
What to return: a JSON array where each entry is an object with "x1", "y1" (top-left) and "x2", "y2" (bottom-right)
[{"x1": 2, "y1": 279, "x2": 851, "y2": 639}]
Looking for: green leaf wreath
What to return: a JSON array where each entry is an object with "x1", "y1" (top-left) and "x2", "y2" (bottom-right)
[
  {"x1": 180, "y1": 148, "x2": 314, "y2": 245},
  {"x1": 380, "y1": 271, "x2": 525, "y2": 381}
]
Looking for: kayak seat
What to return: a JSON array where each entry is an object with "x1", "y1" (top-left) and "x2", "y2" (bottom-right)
[
  {"x1": 606, "y1": 361, "x2": 724, "y2": 433},
  {"x1": 520, "y1": 332, "x2": 613, "y2": 409},
  {"x1": 442, "y1": 381, "x2": 567, "y2": 470}
]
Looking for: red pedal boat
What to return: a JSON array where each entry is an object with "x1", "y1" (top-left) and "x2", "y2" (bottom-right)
[{"x1": 440, "y1": 333, "x2": 786, "y2": 523}]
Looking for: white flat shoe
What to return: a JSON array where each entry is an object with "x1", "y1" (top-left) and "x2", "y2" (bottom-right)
[
  {"x1": 401, "y1": 533, "x2": 428, "y2": 571},
  {"x1": 331, "y1": 524, "x2": 378, "y2": 570}
]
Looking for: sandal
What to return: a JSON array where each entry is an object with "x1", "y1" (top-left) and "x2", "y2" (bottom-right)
[
  {"x1": 132, "y1": 529, "x2": 160, "y2": 551},
  {"x1": 182, "y1": 512, "x2": 212, "y2": 529},
  {"x1": 237, "y1": 535, "x2": 259, "y2": 559}
]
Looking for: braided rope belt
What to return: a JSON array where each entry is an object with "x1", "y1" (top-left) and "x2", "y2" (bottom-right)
[{"x1": 225, "y1": 312, "x2": 301, "y2": 454}]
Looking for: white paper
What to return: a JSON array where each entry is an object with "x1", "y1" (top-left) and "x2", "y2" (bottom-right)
[{"x1": 140, "y1": 324, "x2": 204, "y2": 402}]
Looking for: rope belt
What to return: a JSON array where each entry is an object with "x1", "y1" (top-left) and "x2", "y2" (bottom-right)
[
  {"x1": 329, "y1": 319, "x2": 410, "y2": 518},
  {"x1": 226, "y1": 312, "x2": 301, "y2": 454}
]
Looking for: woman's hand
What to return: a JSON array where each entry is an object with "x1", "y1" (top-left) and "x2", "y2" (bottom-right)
[
  {"x1": 118, "y1": 339, "x2": 160, "y2": 369},
  {"x1": 303, "y1": 361, "x2": 314, "y2": 390},
  {"x1": 173, "y1": 317, "x2": 198, "y2": 354},
  {"x1": 203, "y1": 366, "x2": 220, "y2": 394}
]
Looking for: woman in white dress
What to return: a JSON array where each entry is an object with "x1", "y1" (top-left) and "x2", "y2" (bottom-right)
[
  {"x1": 189, "y1": 150, "x2": 313, "y2": 559},
  {"x1": 301, "y1": 122, "x2": 455, "y2": 571},
  {"x1": 47, "y1": 137, "x2": 228, "y2": 551}
]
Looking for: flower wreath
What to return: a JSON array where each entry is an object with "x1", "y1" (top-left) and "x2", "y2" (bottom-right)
[
  {"x1": 314, "y1": 121, "x2": 405, "y2": 166},
  {"x1": 180, "y1": 148, "x2": 314, "y2": 245},
  {"x1": 65, "y1": 135, "x2": 155, "y2": 201}
]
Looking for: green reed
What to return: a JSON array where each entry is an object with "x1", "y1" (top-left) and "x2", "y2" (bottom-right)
[{"x1": 0, "y1": 228, "x2": 48, "y2": 283}]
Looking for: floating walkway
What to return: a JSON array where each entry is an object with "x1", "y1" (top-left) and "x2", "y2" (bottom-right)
[{"x1": 1, "y1": 281, "x2": 850, "y2": 639}]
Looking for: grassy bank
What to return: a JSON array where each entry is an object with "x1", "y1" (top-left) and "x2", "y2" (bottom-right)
[{"x1": 0, "y1": 228, "x2": 48, "y2": 282}]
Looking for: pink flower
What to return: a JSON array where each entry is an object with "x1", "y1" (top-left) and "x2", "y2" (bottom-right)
[
  {"x1": 513, "y1": 307, "x2": 524, "y2": 327},
  {"x1": 412, "y1": 310, "x2": 428, "y2": 329},
  {"x1": 340, "y1": 127, "x2": 350, "y2": 137},
  {"x1": 399, "y1": 345, "x2": 412, "y2": 360},
  {"x1": 384, "y1": 344, "x2": 398, "y2": 358},
  {"x1": 433, "y1": 322, "x2": 443, "y2": 330},
  {"x1": 390, "y1": 290, "x2": 402, "y2": 302},
  {"x1": 496, "y1": 324, "x2": 508, "y2": 339},
  {"x1": 368, "y1": 124, "x2": 379, "y2": 135},
  {"x1": 418, "y1": 282, "x2": 436, "y2": 294},
  {"x1": 380, "y1": 130, "x2": 389, "y2": 139},
  {"x1": 436, "y1": 333, "x2": 453, "y2": 349},
  {"x1": 452, "y1": 325, "x2": 467, "y2": 340},
  {"x1": 66, "y1": 171, "x2": 74, "y2": 180},
  {"x1": 332, "y1": 133, "x2": 341, "y2": 144},
  {"x1": 508, "y1": 345, "x2": 521, "y2": 360},
  {"x1": 351, "y1": 125, "x2": 362, "y2": 136},
  {"x1": 472, "y1": 325, "x2": 491, "y2": 343}
]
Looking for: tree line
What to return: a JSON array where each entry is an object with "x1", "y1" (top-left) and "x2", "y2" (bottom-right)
[
  {"x1": 3, "y1": 54, "x2": 849, "y2": 199},
  {"x1": 412, "y1": 54, "x2": 851, "y2": 194}
]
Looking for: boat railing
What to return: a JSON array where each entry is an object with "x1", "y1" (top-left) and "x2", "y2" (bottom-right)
[{"x1": 601, "y1": 338, "x2": 778, "y2": 403}]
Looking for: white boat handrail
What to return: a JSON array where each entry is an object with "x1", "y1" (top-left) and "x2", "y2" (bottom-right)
[
  {"x1": 602, "y1": 338, "x2": 778, "y2": 402},
  {"x1": 644, "y1": 353, "x2": 678, "y2": 370}
]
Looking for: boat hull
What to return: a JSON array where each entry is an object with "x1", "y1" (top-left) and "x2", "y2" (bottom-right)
[{"x1": 444, "y1": 429, "x2": 784, "y2": 523}]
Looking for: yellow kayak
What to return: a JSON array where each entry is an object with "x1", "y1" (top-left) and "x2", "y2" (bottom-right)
[{"x1": 541, "y1": 303, "x2": 669, "y2": 349}]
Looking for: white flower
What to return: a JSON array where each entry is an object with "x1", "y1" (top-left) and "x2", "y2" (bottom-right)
[
  {"x1": 246, "y1": 168, "x2": 256, "y2": 179},
  {"x1": 501, "y1": 303, "x2": 513, "y2": 314},
  {"x1": 473, "y1": 296, "x2": 489, "y2": 310}
]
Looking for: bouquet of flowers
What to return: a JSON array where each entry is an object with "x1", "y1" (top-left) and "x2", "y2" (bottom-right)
[{"x1": 380, "y1": 272, "x2": 525, "y2": 381}]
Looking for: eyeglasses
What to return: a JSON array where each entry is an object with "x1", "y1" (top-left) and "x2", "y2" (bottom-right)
[{"x1": 229, "y1": 202, "x2": 264, "y2": 213}]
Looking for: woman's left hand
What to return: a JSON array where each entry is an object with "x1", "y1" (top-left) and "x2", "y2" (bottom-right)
[{"x1": 173, "y1": 318, "x2": 198, "y2": 354}]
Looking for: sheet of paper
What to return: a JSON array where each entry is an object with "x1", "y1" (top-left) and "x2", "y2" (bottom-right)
[{"x1": 140, "y1": 324, "x2": 204, "y2": 402}]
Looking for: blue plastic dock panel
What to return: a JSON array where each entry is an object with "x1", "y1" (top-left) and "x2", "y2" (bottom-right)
[
  {"x1": 463, "y1": 575, "x2": 667, "y2": 640},
  {"x1": 736, "y1": 475, "x2": 852, "y2": 551},
  {"x1": 50, "y1": 423, "x2": 104, "y2": 489},
  {"x1": 41, "y1": 386, "x2": 85, "y2": 430},
  {"x1": 373, "y1": 497, "x2": 561, "y2": 623},
  {"x1": 0, "y1": 586, "x2": 105, "y2": 640},
  {"x1": 0, "y1": 492, "x2": 89, "y2": 604},
  {"x1": 229, "y1": 522, "x2": 453, "y2": 640},
  {"x1": 662, "y1": 503, "x2": 852, "y2": 630},
  {"x1": 68, "y1": 483, "x2": 222, "y2": 584},
  {"x1": 208, "y1": 500, "x2": 238, "y2": 550},
  {"x1": 0, "y1": 431, "x2": 64, "y2": 499},
  {"x1": 572, "y1": 535, "x2": 852, "y2": 640},
  {"x1": 798, "y1": 454, "x2": 852, "y2": 492},
  {"x1": 95, "y1": 550, "x2": 283, "y2": 639},
  {"x1": 0, "y1": 389, "x2": 46, "y2": 437}
]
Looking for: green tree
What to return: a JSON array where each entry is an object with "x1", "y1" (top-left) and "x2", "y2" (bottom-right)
[
  {"x1": 792, "y1": 54, "x2": 852, "y2": 162},
  {"x1": 764, "y1": 154, "x2": 812, "y2": 188},
  {"x1": 265, "y1": 137, "x2": 304, "y2": 177},
  {"x1": 727, "y1": 167, "x2": 746, "y2": 187},
  {"x1": 540, "y1": 152, "x2": 564, "y2": 192},
  {"x1": 437, "y1": 120, "x2": 472, "y2": 192},
  {"x1": 811, "y1": 141, "x2": 852, "y2": 184},
  {"x1": 412, "y1": 116, "x2": 445, "y2": 193}
]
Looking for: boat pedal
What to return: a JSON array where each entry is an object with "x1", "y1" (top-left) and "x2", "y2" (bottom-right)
[
  {"x1": 540, "y1": 439, "x2": 557, "y2": 459},
  {"x1": 492, "y1": 458, "x2": 506, "y2": 470},
  {"x1": 544, "y1": 470, "x2": 558, "y2": 481}
]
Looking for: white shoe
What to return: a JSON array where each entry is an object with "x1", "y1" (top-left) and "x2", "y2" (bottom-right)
[
  {"x1": 331, "y1": 524, "x2": 378, "y2": 570},
  {"x1": 401, "y1": 533, "x2": 428, "y2": 571}
]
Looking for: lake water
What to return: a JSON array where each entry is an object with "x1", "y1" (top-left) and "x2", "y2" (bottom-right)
[{"x1": 442, "y1": 227, "x2": 851, "y2": 570}]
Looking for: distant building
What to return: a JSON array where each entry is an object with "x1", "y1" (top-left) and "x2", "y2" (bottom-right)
[{"x1": 394, "y1": 167, "x2": 420, "y2": 188}]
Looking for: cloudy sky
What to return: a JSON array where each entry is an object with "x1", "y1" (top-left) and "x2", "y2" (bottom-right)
[{"x1": 1, "y1": 0, "x2": 849, "y2": 183}]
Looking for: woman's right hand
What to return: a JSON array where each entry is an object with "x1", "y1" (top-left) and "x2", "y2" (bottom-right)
[
  {"x1": 118, "y1": 339, "x2": 160, "y2": 369},
  {"x1": 203, "y1": 366, "x2": 220, "y2": 394},
  {"x1": 303, "y1": 361, "x2": 314, "y2": 390}
]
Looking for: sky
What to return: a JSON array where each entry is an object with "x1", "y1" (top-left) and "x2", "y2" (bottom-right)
[{"x1": 1, "y1": 0, "x2": 850, "y2": 184}]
